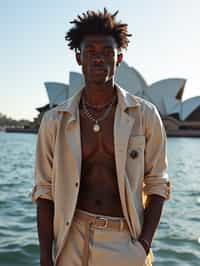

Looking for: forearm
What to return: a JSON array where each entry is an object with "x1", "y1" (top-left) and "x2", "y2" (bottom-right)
[
  {"x1": 37, "y1": 198, "x2": 54, "y2": 263},
  {"x1": 139, "y1": 194, "x2": 165, "y2": 252}
]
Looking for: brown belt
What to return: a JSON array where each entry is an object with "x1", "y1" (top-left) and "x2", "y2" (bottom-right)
[{"x1": 74, "y1": 209, "x2": 129, "y2": 266}]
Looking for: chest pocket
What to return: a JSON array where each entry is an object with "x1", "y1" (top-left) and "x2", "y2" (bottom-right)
[{"x1": 126, "y1": 135, "x2": 145, "y2": 191}]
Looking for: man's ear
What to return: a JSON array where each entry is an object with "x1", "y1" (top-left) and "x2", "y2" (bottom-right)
[
  {"x1": 117, "y1": 53, "x2": 123, "y2": 66},
  {"x1": 76, "y1": 52, "x2": 82, "y2": 65}
]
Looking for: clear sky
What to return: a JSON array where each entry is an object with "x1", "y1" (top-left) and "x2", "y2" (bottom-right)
[{"x1": 0, "y1": 0, "x2": 200, "y2": 120}]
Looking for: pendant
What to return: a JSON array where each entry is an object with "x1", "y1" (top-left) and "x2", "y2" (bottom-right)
[{"x1": 93, "y1": 123, "x2": 100, "y2": 132}]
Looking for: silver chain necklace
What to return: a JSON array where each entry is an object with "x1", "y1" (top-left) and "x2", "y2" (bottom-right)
[
  {"x1": 84, "y1": 95, "x2": 115, "y2": 109},
  {"x1": 82, "y1": 95, "x2": 117, "y2": 132}
]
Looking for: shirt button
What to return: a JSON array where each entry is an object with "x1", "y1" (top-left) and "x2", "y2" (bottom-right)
[
  {"x1": 75, "y1": 181, "x2": 79, "y2": 187},
  {"x1": 130, "y1": 150, "x2": 138, "y2": 159},
  {"x1": 66, "y1": 221, "x2": 70, "y2": 226}
]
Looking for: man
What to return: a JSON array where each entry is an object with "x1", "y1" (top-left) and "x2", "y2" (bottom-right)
[{"x1": 32, "y1": 8, "x2": 171, "y2": 266}]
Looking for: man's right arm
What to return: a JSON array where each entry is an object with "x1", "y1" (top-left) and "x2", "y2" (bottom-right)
[
  {"x1": 37, "y1": 198, "x2": 54, "y2": 266},
  {"x1": 32, "y1": 112, "x2": 56, "y2": 265}
]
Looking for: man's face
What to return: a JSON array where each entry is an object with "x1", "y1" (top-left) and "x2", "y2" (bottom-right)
[{"x1": 77, "y1": 35, "x2": 122, "y2": 85}]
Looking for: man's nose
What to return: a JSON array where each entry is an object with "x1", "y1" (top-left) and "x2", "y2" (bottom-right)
[{"x1": 93, "y1": 56, "x2": 104, "y2": 64}]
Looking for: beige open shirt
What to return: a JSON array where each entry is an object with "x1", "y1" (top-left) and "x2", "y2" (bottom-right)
[{"x1": 32, "y1": 85, "x2": 171, "y2": 265}]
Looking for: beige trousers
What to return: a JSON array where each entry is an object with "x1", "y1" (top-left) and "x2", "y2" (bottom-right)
[{"x1": 56, "y1": 209, "x2": 152, "y2": 266}]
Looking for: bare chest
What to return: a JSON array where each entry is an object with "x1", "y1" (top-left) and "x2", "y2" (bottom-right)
[
  {"x1": 79, "y1": 107, "x2": 115, "y2": 160},
  {"x1": 77, "y1": 106, "x2": 123, "y2": 215}
]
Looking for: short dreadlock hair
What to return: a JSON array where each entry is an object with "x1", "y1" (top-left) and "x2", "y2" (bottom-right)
[{"x1": 65, "y1": 8, "x2": 131, "y2": 51}]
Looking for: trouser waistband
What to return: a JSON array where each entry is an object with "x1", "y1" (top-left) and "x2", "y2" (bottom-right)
[
  {"x1": 74, "y1": 208, "x2": 129, "y2": 231},
  {"x1": 74, "y1": 208, "x2": 129, "y2": 266}
]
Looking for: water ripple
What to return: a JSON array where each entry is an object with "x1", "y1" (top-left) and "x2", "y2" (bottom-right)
[{"x1": 0, "y1": 133, "x2": 200, "y2": 265}]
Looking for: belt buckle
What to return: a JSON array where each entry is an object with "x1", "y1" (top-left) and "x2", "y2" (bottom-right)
[{"x1": 95, "y1": 216, "x2": 109, "y2": 228}]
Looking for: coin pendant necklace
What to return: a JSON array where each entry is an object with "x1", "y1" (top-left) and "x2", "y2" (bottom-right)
[
  {"x1": 82, "y1": 95, "x2": 116, "y2": 133},
  {"x1": 93, "y1": 121, "x2": 100, "y2": 132}
]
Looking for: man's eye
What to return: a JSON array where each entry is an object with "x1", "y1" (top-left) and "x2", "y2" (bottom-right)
[{"x1": 86, "y1": 50, "x2": 95, "y2": 56}]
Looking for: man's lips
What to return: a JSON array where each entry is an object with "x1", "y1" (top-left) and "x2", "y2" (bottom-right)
[{"x1": 90, "y1": 66, "x2": 107, "y2": 74}]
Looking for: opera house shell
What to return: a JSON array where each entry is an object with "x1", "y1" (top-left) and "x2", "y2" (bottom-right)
[{"x1": 38, "y1": 61, "x2": 200, "y2": 137}]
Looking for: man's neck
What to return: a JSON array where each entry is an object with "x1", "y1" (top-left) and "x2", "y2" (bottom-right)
[{"x1": 82, "y1": 80, "x2": 117, "y2": 106}]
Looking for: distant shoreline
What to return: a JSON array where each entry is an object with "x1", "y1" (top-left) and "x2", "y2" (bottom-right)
[
  {"x1": 5, "y1": 128, "x2": 38, "y2": 134},
  {"x1": 3, "y1": 127, "x2": 200, "y2": 137}
]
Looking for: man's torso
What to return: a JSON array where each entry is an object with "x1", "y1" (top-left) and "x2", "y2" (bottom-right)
[{"x1": 76, "y1": 100, "x2": 123, "y2": 217}]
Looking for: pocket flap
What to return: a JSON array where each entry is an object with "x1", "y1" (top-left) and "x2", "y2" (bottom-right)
[{"x1": 129, "y1": 135, "x2": 145, "y2": 146}]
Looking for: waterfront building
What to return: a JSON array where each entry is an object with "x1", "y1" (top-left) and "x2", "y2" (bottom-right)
[{"x1": 36, "y1": 61, "x2": 200, "y2": 136}]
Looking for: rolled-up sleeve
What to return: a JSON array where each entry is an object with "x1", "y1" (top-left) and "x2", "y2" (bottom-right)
[
  {"x1": 143, "y1": 105, "x2": 171, "y2": 200},
  {"x1": 32, "y1": 112, "x2": 54, "y2": 203}
]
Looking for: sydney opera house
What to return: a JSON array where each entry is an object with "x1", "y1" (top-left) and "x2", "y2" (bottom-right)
[{"x1": 35, "y1": 61, "x2": 200, "y2": 137}]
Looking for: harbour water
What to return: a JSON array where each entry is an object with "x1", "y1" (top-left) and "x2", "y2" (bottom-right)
[{"x1": 0, "y1": 132, "x2": 199, "y2": 266}]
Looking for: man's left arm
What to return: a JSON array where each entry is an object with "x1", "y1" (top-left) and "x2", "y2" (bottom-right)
[
  {"x1": 139, "y1": 104, "x2": 171, "y2": 254},
  {"x1": 138, "y1": 194, "x2": 165, "y2": 254}
]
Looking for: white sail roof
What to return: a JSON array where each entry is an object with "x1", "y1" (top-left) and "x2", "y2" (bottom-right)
[
  {"x1": 44, "y1": 82, "x2": 69, "y2": 107},
  {"x1": 44, "y1": 61, "x2": 199, "y2": 121}
]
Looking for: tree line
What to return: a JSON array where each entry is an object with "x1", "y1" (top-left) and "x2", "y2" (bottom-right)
[{"x1": 0, "y1": 113, "x2": 31, "y2": 127}]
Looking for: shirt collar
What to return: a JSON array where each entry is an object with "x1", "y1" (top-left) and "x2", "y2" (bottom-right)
[
  {"x1": 115, "y1": 83, "x2": 140, "y2": 111},
  {"x1": 55, "y1": 83, "x2": 140, "y2": 117}
]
